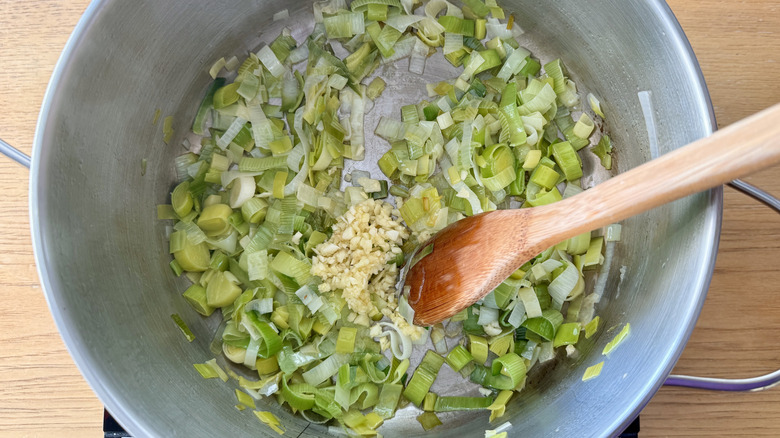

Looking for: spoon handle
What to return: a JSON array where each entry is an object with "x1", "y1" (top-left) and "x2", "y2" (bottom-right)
[{"x1": 541, "y1": 102, "x2": 780, "y2": 242}]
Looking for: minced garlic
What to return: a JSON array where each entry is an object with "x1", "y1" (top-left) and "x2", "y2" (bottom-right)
[{"x1": 311, "y1": 199, "x2": 409, "y2": 316}]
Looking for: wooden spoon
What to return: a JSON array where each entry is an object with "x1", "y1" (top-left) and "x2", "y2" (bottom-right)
[{"x1": 404, "y1": 103, "x2": 780, "y2": 326}]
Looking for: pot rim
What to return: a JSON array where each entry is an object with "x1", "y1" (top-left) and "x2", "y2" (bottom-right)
[{"x1": 28, "y1": 0, "x2": 721, "y2": 436}]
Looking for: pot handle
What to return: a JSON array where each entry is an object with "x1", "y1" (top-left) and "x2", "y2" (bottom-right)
[
  {"x1": 0, "y1": 138, "x2": 32, "y2": 168},
  {"x1": 663, "y1": 179, "x2": 780, "y2": 392}
]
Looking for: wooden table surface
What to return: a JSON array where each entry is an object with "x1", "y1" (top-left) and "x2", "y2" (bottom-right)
[{"x1": 1, "y1": 1, "x2": 779, "y2": 436}]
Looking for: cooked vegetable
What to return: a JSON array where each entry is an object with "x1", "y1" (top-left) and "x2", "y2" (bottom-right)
[
  {"x1": 603, "y1": 323, "x2": 631, "y2": 356},
  {"x1": 160, "y1": 0, "x2": 621, "y2": 433}
]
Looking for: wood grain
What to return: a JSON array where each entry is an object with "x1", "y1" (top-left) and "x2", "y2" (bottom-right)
[{"x1": 0, "y1": 0, "x2": 778, "y2": 436}]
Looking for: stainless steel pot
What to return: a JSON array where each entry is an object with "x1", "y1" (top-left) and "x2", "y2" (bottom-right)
[{"x1": 2, "y1": 0, "x2": 774, "y2": 436}]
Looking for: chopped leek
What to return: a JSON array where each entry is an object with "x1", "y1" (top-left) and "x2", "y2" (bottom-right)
[
  {"x1": 469, "y1": 334, "x2": 489, "y2": 364},
  {"x1": 254, "y1": 411, "x2": 286, "y2": 435},
  {"x1": 403, "y1": 351, "x2": 444, "y2": 406},
  {"x1": 194, "y1": 358, "x2": 228, "y2": 382},
  {"x1": 162, "y1": 0, "x2": 622, "y2": 432},
  {"x1": 552, "y1": 322, "x2": 580, "y2": 348},
  {"x1": 582, "y1": 361, "x2": 604, "y2": 382},
  {"x1": 171, "y1": 314, "x2": 195, "y2": 342},
  {"x1": 434, "y1": 395, "x2": 493, "y2": 412},
  {"x1": 584, "y1": 316, "x2": 600, "y2": 339},
  {"x1": 593, "y1": 134, "x2": 613, "y2": 170},
  {"x1": 446, "y1": 345, "x2": 474, "y2": 372},
  {"x1": 521, "y1": 309, "x2": 563, "y2": 341},
  {"x1": 603, "y1": 323, "x2": 631, "y2": 356},
  {"x1": 487, "y1": 390, "x2": 513, "y2": 422},
  {"x1": 417, "y1": 411, "x2": 443, "y2": 431}
]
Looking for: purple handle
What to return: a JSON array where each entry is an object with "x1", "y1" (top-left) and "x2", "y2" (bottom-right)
[{"x1": 663, "y1": 180, "x2": 780, "y2": 392}]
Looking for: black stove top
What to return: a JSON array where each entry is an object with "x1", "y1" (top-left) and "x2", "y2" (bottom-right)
[{"x1": 103, "y1": 409, "x2": 640, "y2": 437}]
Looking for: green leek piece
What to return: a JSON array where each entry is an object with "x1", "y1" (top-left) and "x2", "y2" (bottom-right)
[
  {"x1": 423, "y1": 104, "x2": 440, "y2": 121},
  {"x1": 370, "y1": 180, "x2": 389, "y2": 199},
  {"x1": 253, "y1": 320, "x2": 283, "y2": 358},
  {"x1": 582, "y1": 361, "x2": 604, "y2": 381},
  {"x1": 336, "y1": 326, "x2": 358, "y2": 353},
  {"x1": 171, "y1": 181, "x2": 194, "y2": 217},
  {"x1": 584, "y1": 316, "x2": 600, "y2": 339},
  {"x1": 438, "y1": 16, "x2": 475, "y2": 37},
  {"x1": 462, "y1": 0, "x2": 490, "y2": 17},
  {"x1": 487, "y1": 390, "x2": 513, "y2": 422},
  {"x1": 543, "y1": 59, "x2": 567, "y2": 95},
  {"x1": 269, "y1": 250, "x2": 311, "y2": 285},
  {"x1": 192, "y1": 78, "x2": 226, "y2": 135},
  {"x1": 417, "y1": 411, "x2": 443, "y2": 431},
  {"x1": 272, "y1": 171, "x2": 288, "y2": 199},
  {"x1": 566, "y1": 231, "x2": 591, "y2": 256},
  {"x1": 473, "y1": 49, "x2": 502, "y2": 75},
  {"x1": 269, "y1": 136, "x2": 292, "y2": 155},
  {"x1": 367, "y1": 21, "x2": 402, "y2": 58},
  {"x1": 463, "y1": 307, "x2": 485, "y2": 335},
  {"x1": 487, "y1": 353, "x2": 526, "y2": 390},
  {"x1": 241, "y1": 197, "x2": 269, "y2": 224},
  {"x1": 433, "y1": 396, "x2": 493, "y2": 412},
  {"x1": 529, "y1": 164, "x2": 559, "y2": 189},
  {"x1": 580, "y1": 236, "x2": 604, "y2": 269},
  {"x1": 182, "y1": 284, "x2": 215, "y2": 316},
  {"x1": 235, "y1": 389, "x2": 257, "y2": 410},
  {"x1": 526, "y1": 186, "x2": 562, "y2": 207},
  {"x1": 498, "y1": 105, "x2": 527, "y2": 146},
  {"x1": 213, "y1": 83, "x2": 241, "y2": 109},
  {"x1": 174, "y1": 238, "x2": 210, "y2": 272},
  {"x1": 573, "y1": 113, "x2": 595, "y2": 139},
  {"x1": 194, "y1": 359, "x2": 229, "y2": 381},
  {"x1": 206, "y1": 271, "x2": 242, "y2": 307},
  {"x1": 304, "y1": 230, "x2": 327, "y2": 257},
  {"x1": 256, "y1": 356, "x2": 279, "y2": 375},
  {"x1": 238, "y1": 156, "x2": 287, "y2": 172},
  {"x1": 270, "y1": 32, "x2": 297, "y2": 62},
  {"x1": 493, "y1": 282, "x2": 517, "y2": 309},
  {"x1": 522, "y1": 148, "x2": 541, "y2": 169},
  {"x1": 553, "y1": 322, "x2": 581, "y2": 348},
  {"x1": 506, "y1": 167, "x2": 526, "y2": 196},
  {"x1": 324, "y1": 12, "x2": 365, "y2": 39},
  {"x1": 169, "y1": 259, "x2": 184, "y2": 276},
  {"x1": 593, "y1": 134, "x2": 613, "y2": 170},
  {"x1": 282, "y1": 379, "x2": 316, "y2": 411},
  {"x1": 366, "y1": 77, "x2": 387, "y2": 100},
  {"x1": 403, "y1": 351, "x2": 444, "y2": 406},
  {"x1": 521, "y1": 309, "x2": 563, "y2": 341},
  {"x1": 367, "y1": 3, "x2": 389, "y2": 21},
  {"x1": 198, "y1": 203, "x2": 233, "y2": 236},
  {"x1": 171, "y1": 314, "x2": 196, "y2": 342},
  {"x1": 551, "y1": 141, "x2": 583, "y2": 181},
  {"x1": 603, "y1": 323, "x2": 630, "y2": 355},
  {"x1": 237, "y1": 73, "x2": 261, "y2": 102},
  {"x1": 157, "y1": 204, "x2": 177, "y2": 220},
  {"x1": 479, "y1": 143, "x2": 516, "y2": 191},
  {"x1": 423, "y1": 392, "x2": 438, "y2": 412},
  {"x1": 254, "y1": 410, "x2": 286, "y2": 435},
  {"x1": 446, "y1": 345, "x2": 474, "y2": 372},
  {"x1": 588, "y1": 93, "x2": 606, "y2": 118},
  {"x1": 488, "y1": 333, "x2": 513, "y2": 356},
  {"x1": 534, "y1": 285, "x2": 552, "y2": 310},
  {"x1": 518, "y1": 57, "x2": 541, "y2": 77},
  {"x1": 475, "y1": 19, "x2": 487, "y2": 39},
  {"x1": 374, "y1": 383, "x2": 403, "y2": 419},
  {"x1": 468, "y1": 334, "x2": 489, "y2": 364}
]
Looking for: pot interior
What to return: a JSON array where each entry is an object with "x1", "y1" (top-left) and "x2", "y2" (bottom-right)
[{"x1": 32, "y1": 0, "x2": 718, "y2": 436}]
